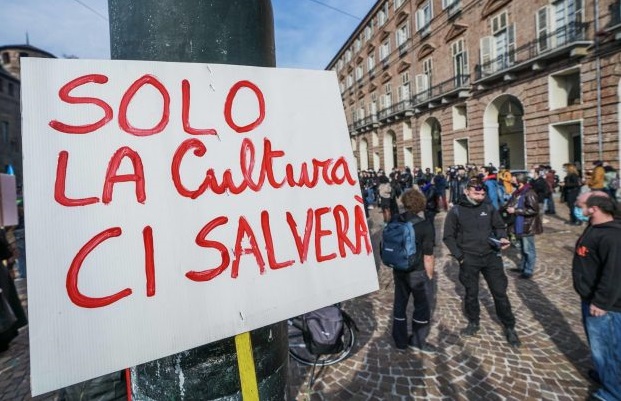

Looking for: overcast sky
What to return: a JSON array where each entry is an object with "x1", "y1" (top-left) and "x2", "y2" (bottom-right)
[{"x1": 0, "y1": 0, "x2": 376, "y2": 70}]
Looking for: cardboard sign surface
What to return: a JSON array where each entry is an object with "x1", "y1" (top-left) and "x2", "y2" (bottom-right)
[{"x1": 21, "y1": 58, "x2": 378, "y2": 395}]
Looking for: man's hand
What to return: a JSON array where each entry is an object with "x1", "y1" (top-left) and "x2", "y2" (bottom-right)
[
  {"x1": 500, "y1": 238, "x2": 511, "y2": 250},
  {"x1": 506, "y1": 207, "x2": 515, "y2": 214},
  {"x1": 590, "y1": 304, "x2": 607, "y2": 317}
]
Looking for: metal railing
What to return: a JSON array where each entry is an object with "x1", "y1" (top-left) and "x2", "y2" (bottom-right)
[
  {"x1": 353, "y1": 114, "x2": 379, "y2": 130},
  {"x1": 412, "y1": 74, "x2": 470, "y2": 105},
  {"x1": 475, "y1": 22, "x2": 589, "y2": 80},
  {"x1": 378, "y1": 99, "x2": 413, "y2": 120}
]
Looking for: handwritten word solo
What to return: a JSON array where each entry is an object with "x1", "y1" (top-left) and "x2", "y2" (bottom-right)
[
  {"x1": 48, "y1": 74, "x2": 264, "y2": 135},
  {"x1": 66, "y1": 201, "x2": 371, "y2": 308}
]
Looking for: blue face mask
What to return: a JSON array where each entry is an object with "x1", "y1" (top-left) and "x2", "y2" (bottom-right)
[{"x1": 574, "y1": 206, "x2": 589, "y2": 222}]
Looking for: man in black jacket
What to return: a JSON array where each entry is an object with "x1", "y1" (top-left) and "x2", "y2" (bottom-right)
[
  {"x1": 443, "y1": 178, "x2": 521, "y2": 347},
  {"x1": 572, "y1": 192, "x2": 621, "y2": 401}
]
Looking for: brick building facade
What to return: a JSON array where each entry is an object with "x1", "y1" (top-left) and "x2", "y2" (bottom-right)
[
  {"x1": 328, "y1": 0, "x2": 621, "y2": 174},
  {"x1": 0, "y1": 44, "x2": 55, "y2": 191}
]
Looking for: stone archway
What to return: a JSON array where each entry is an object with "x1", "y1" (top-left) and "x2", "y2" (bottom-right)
[
  {"x1": 383, "y1": 131, "x2": 397, "y2": 171},
  {"x1": 419, "y1": 117, "x2": 441, "y2": 170},
  {"x1": 483, "y1": 95, "x2": 525, "y2": 169},
  {"x1": 359, "y1": 138, "x2": 369, "y2": 170}
]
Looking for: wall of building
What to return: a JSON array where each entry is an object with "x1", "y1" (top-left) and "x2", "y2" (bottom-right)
[{"x1": 330, "y1": 0, "x2": 621, "y2": 174}]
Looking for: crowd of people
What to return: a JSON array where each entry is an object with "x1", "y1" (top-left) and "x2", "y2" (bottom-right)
[
  {"x1": 0, "y1": 162, "x2": 619, "y2": 399},
  {"x1": 369, "y1": 160, "x2": 620, "y2": 400}
]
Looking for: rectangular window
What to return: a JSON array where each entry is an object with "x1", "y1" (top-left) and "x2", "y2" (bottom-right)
[
  {"x1": 396, "y1": 22, "x2": 410, "y2": 47},
  {"x1": 368, "y1": 53, "x2": 376, "y2": 72},
  {"x1": 398, "y1": 83, "x2": 410, "y2": 101},
  {"x1": 416, "y1": 59, "x2": 432, "y2": 99},
  {"x1": 492, "y1": 11, "x2": 507, "y2": 34},
  {"x1": 481, "y1": 11, "x2": 515, "y2": 74},
  {"x1": 400, "y1": 72, "x2": 410, "y2": 102},
  {"x1": 380, "y1": 40, "x2": 391, "y2": 61},
  {"x1": 354, "y1": 38, "x2": 362, "y2": 53},
  {"x1": 364, "y1": 24, "x2": 373, "y2": 41},
  {"x1": 554, "y1": 0, "x2": 583, "y2": 46},
  {"x1": 451, "y1": 39, "x2": 469, "y2": 85},
  {"x1": 382, "y1": 83, "x2": 392, "y2": 108},
  {"x1": 415, "y1": 1, "x2": 433, "y2": 33},
  {"x1": 355, "y1": 64, "x2": 364, "y2": 81},
  {"x1": 378, "y1": 3, "x2": 388, "y2": 26},
  {"x1": 423, "y1": 58, "x2": 433, "y2": 86}
]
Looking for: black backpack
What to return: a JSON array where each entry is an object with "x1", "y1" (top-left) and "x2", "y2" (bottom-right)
[{"x1": 302, "y1": 305, "x2": 344, "y2": 355}]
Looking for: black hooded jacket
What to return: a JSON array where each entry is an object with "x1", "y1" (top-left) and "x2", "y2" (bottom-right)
[
  {"x1": 572, "y1": 219, "x2": 621, "y2": 312},
  {"x1": 443, "y1": 196, "x2": 508, "y2": 261}
]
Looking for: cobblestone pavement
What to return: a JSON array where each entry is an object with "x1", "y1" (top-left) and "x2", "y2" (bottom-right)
[
  {"x1": 289, "y1": 206, "x2": 597, "y2": 401},
  {"x1": 0, "y1": 205, "x2": 597, "y2": 400},
  {"x1": 0, "y1": 279, "x2": 57, "y2": 401}
]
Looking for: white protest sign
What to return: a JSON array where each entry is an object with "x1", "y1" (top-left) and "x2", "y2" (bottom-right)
[{"x1": 21, "y1": 58, "x2": 378, "y2": 395}]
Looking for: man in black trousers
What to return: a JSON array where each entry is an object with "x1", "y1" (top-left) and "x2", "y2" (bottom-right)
[{"x1": 443, "y1": 177, "x2": 521, "y2": 347}]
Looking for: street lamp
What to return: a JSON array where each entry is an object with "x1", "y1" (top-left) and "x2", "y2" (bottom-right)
[
  {"x1": 432, "y1": 124, "x2": 440, "y2": 141},
  {"x1": 504, "y1": 102, "x2": 516, "y2": 127}
]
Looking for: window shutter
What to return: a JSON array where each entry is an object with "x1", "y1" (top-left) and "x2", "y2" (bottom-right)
[
  {"x1": 508, "y1": 24, "x2": 516, "y2": 64},
  {"x1": 415, "y1": 74, "x2": 428, "y2": 94},
  {"x1": 400, "y1": 84, "x2": 410, "y2": 100},
  {"x1": 480, "y1": 36, "x2": 493, "y2": 73},
  {"x1": 463, "y1": 50, "x2": 469, "y2": 76},
  {"x1": 415, "y1": 9, "x2": 424, "y2": 31},
  {"x1": 536, "y1": 6, "x2": 550, "y2": 52}
]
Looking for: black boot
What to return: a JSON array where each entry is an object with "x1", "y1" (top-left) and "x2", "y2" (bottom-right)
[
  {"x1": 505, "y1": 327, "x2": 521, "y2": 347},
  {"x1": 460, "y1": 321, "x2": 480, "y2": 337}
]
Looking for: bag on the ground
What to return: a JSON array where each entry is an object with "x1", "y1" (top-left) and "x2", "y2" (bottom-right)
[
  {"x1": 0, "y1": 289, "x2": 16, "y2": 333},
  {"x1": 302, "y1": 305, "x2": 344, "y2": 355},
  {"x1": 380, "y1": 215, "x2": 422, "y2": 271}
]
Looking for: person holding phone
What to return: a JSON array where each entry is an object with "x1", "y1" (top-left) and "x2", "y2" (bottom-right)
[{"x1": 443, "y1": 177, "x2": 521, "y2": 347}]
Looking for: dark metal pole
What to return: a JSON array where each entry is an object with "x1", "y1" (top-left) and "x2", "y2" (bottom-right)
[{"x1": 108, "y1": 2, "x2": 288, "y2": 400}]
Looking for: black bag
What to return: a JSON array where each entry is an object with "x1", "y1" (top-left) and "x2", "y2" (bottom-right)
[
  {"x1": 0, "y1": 289, "x2": 16, "y2": 333},
  {"x1": 302, "y1": 306, "x2": 344, "y2": 355}
]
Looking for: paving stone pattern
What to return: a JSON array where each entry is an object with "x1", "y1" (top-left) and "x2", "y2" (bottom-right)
[
  {"x1": 288, "y1": 208, "x2": 597, "y2": 401},
  {"x1": 0, "y1": 206, "x2": 598, "y2": 400}
]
